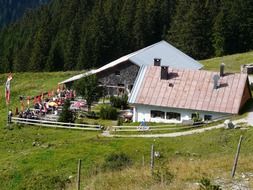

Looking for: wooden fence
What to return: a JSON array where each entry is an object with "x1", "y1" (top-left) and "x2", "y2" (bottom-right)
[
  {"x1": 11, "y1": 117, "x2": 102, "y2": 131},
  {"x1": 110, "y1": 114, "x2": 236, "y2": 132}
]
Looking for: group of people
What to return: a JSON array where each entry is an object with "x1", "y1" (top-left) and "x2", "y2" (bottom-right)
[{"x1": 17, "y1": 87, "x2": 76, "y2": 119}]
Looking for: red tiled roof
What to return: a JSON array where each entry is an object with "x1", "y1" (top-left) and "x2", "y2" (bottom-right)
[{"x1": 132, "y1": 66, "x2": 249, "y2": 114}]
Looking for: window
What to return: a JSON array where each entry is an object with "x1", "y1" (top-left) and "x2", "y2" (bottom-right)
[
  {"x1": 166, "y1": 112, "x2": 181, "y2": 121},
  {"x1": 151, "y1": 110, "x2": 165, "y2": 119},
  {"x1": 117, "y1": 84, "x2": 125, "y2": 95},
  {"x1": 115, "y1": 70, "x2": 120, "y2": 76},
  {"x1": 129, "y1": 85, "x2": 133, "y2": 91},
  {"x1": 204, "y1": 115, "x2": 212, "y2": 121}
]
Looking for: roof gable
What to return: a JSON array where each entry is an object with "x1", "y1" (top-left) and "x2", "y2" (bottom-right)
[
  {"x1": 129, "y1": 66, "x2": 250, "y2": 114},
  {"x1": 129, "y1": 41, "x2": 203, "y2": 69},
  {"x1": 60, "y1": 41, "x2": 203, "y2": 84}
]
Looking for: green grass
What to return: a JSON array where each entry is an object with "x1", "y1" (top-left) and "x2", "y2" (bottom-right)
[
  {"x1": 1, "y1": 125, "x2": 253, "y2": 189},
  {"x1": 200, "y1": 51, "x2": 253, "y2": 72}
]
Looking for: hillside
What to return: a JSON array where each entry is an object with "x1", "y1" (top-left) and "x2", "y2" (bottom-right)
[
  {"x1": 0, "y1": 52, "x2": 253, "y2": 189},
  {"x1": 0, "y1": 0, "x2": 252, "y2": 73},
  {"x1": 201, "y1": 51, "x2": 253, "y2": 72},
  {"x1": 0, "y1": 0, "x2": 50, "y2": 27}
]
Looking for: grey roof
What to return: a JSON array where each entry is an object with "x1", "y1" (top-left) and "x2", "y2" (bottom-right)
[
  {"x1": 60, "y1": 40, "x2": 203, "y2": 84},
  {"x1": 129, "y1": 40, "x2": 203, "y2": 69}
]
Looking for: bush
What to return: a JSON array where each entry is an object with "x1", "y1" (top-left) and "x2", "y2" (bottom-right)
[
  {"x1": 199, "y1": 177, "x2": 221, "y2": 190},
  {"x1": 86, "y1": 111, "x2": 99, "y2": 119},
  {"x1": 117, "y1": 117, "x2": 124, "y2": 126},
  {"x1": 153, "y1": 167, "x2": 174, "y2": 185},
  {"x1": 100, "y1": 105, "x2": 118, "y2": 120},
  {"x1": 77, "y1": 111, "x2": 99, "y2": 119},
  {"x1": 20, "y1": 173, "x2": 68, "y2": 190},
  {"x1": 192, "y1": 112, "x2": 202, "y2": 123},
  {"x1": 110, "y1": 94, "x2": 128, "y2": 109},
  {"x1": 58, "y1": 100, "x2": 75, "y2": 123},
  {"x1": 102, "y1": 152, "x2": 132, "y2": 171}
]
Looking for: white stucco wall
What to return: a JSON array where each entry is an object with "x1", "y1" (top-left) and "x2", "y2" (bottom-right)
[{"x1": 133, "y1": 104, "x2": 229, "y2": 123}]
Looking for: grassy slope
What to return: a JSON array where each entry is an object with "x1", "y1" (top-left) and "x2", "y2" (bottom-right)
[
  {"x1": 0, "y1": 51, "x2": 253, "y2": 189},
  {"x1": 200, "y1": 51, "x2": 253, "y2": 72}
]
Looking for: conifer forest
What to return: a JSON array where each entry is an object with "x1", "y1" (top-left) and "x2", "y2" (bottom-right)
[{"x1": 0, "y1": 0, "x2": 252, "y2": 73}]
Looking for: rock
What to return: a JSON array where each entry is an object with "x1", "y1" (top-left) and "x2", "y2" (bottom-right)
[
  {"x1": 32, "y1": 141, "x2": 36, "y2": 146},
  {"x1": 41, "y1": 144, "x2": 49, "y2": 148},
  {"x1": 154, "y1": 151, "x2": 160, "y2": 158},
  {"x1": 192, "y1": 153, "x2": 199, "y2": 157},
  {"x1": 224, "y1": 120, "x2": 235, "y2": 129},
  {"x1": 240, "y1": 128, "x2": 248, "y2": 130}
]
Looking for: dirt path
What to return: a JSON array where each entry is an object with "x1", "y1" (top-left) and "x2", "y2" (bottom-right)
[
  {"x1": 247, "y1": 111, "x2": 253, "y2": 126},
  {"x1": 101, "y1": 119, "x2": 246, "y2": 138}
]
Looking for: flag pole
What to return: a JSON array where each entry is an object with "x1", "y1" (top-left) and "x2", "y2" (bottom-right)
[
  {"x1": 5, "y1": 73, "x2": 12, "y2": 129},
  {"x1": 7, "y1": 103, "x2": 9, "y2": 128}
]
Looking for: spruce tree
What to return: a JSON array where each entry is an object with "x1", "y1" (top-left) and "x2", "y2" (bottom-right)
[
  {"x1": 133, "y1": 0, "x2": 147, "y2": 49},
  {"x1": 167, "y1": 0, "x2": 213, "y2": 59}
]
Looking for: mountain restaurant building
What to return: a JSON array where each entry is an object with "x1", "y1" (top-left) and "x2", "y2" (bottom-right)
[{"x1": 128, "y1": 65, "x2": 251, "y2": 123}]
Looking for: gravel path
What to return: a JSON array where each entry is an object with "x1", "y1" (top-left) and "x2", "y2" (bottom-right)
[
  {"x1": 102, "y1": 119, "x2": 246, "y2": 138},
  {"x1": 247, "y1": 111, "x2": 253, "y2": 126}
]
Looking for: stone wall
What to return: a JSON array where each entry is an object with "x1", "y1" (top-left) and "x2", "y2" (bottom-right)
[{"x1": 97, "y1": 61, "x2": 139, "y2": 95}]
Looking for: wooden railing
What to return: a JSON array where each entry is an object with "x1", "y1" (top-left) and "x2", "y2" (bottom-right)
[{"x1": 11, "y1": 117, "x2": 101, "y2": 131}]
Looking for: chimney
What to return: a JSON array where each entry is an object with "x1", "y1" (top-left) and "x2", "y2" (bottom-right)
[
  {"x1": 161, "y1": 66, "x2": 169, "y2": 80},
  {"x1": 213, "y1": 74, "x2": 220, "y2": 89},
  {"x1": 154, "y1": 58, "x2": 161, "y2": 66},
  {"x1": 220, "y1": 63, "x2": 225, "y2": 77}
]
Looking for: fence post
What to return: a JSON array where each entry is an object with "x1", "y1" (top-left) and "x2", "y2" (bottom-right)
[
  {"x1": 231, "y1": 135, "x2": 243, "y2": 178},
  {"x1": 150, "y1": 144, "x2": 154, "y2": 175},
  {"x1": 142, "y1": 155, "x2": 145, "y2": 167},
  {"x1": 77, "y1": 159, "x2": 82, "y2": 190}
]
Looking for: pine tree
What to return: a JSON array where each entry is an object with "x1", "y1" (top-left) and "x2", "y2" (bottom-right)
[
  {"x1": 167, "y1": 0, "x2": 213, "y2": 59},
  {"x1": 212, "y1": 8, "x2": 226, "y2": 56},
  {"x1": 76, "y1": 31, "x2": 92, "y2": 70},
  {"x1": 133, "y1": 0, "x2": 147, "y2": 49},
  {"x1": 58, "y1": 99, "x2": 75, "y2": 123},
  {"x1": 117, "y1": 0, "x2": 136, "y2": 54},
  {"x1": 29, "y1": 7, "x2": 51, "y2": 71},
  {"x1": 46, "y1": 39, "x2": 64, "y2": 71}
]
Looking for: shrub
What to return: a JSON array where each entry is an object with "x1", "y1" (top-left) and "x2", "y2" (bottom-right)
[
  {"x1": 58, "y1": 100, "x2": 75, "y2": 123},
  {"x1": 199, "y1": 177, "x2": 221, "y2": 190},
  {"x1": 77, "y1": 111, "x2": 99, "y2": 119},
  {"x1": 86, "y1": 111, "x2": 99, "y2": 119},
  {"x1": 110, "y1": 94, "x2": 128, "y2": 109},
  {"x1": 117, "y1": 117, "x2": 124, "y2": 126},
  {"x1": 153, "y1": 167, "x2": 174, "y2": 185},
  {"x1": 20, "y1": 173, "x2": 68, "y2": 190},
  {"x1": 102, "y1": 152, "x2": 132, "y2": 171},
  {"x1": 100, "y1": 105, "x2": 118, "y2": 120},
  {"x1": 192, "y1": 112, "x2": 203, "y2": 123}
]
